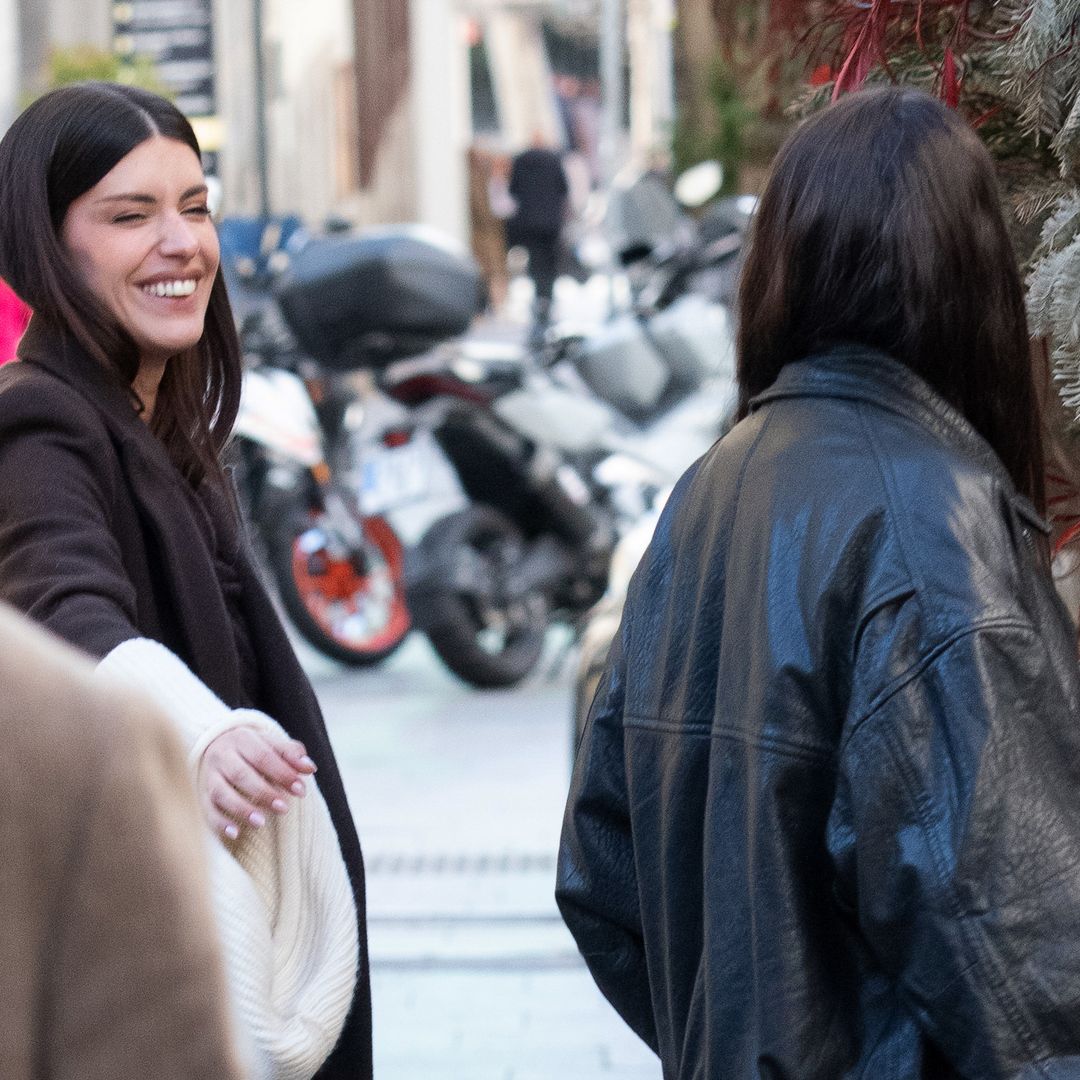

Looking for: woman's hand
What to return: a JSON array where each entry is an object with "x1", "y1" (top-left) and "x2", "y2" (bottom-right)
[{"x1": 199, "y1": 726, "x2": 317, "y2": 840}]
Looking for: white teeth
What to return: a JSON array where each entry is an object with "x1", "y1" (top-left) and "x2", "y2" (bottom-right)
[{"x1": 141, "y1": 279, "x2": 197, "y2": 298}]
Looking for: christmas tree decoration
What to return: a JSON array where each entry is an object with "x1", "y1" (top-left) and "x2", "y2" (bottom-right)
[
  {"x1": 795, "y1": 1, "x2": 1080, "y2": 394},
  {"x1": 790, "y1": 0, "x2": 1080, "y2": 558},
  {"x1": 996, "y1": 0, "x2": 1080, "y2": 420}
]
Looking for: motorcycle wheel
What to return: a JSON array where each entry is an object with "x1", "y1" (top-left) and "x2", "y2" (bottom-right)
[
  {"x1": 424, "y1": 505, "x2": 549, "y2": 689},
  {"x1": 267, "y1": 501, "x2": 411, "y2": 667}
]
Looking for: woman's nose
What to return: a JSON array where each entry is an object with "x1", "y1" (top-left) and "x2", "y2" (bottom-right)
[{"x1": 158, "y1": 213, "x2": 200, "y2": 258}]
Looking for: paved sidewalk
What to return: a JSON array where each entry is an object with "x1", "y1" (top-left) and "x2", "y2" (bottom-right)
[
  {"x1": 370, "y1": 969, "x2": 658, "y2": 1080},
  {"x1": 305, "y1": 632, "x2": 660, "y2": 1080}
]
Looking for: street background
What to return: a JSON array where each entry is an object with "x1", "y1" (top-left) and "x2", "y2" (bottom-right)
[
  {"x1": 302, "y1": 628, "x2": 661, "y2": 1079},
  {"x1": 293, "y1": 272, "x2": 658, "y2": 1078}
]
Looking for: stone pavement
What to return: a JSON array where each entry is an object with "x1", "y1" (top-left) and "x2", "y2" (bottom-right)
[{"x1": 304, "y1": 631, "x2": 661, "y2": 1080}]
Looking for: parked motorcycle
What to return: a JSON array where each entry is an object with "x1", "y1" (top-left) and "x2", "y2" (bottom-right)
[
  {"x1": 272, "y1": 226, "x2": 641, "y2": 688},
  {"x1": 270, "y1": 225, "x2": 573, "y2": 687},
  {"x1": 262, "y1": 213, "x2": 740, "y2": 688},
  {"x1": 231, "y1": 302, "x2": 414, "y2": 667},
  {"x1": 369, "y1": 298, "x2": 738, "y2": 688},
  {"x1": 379, "y1": 345, "x2": 620, "y2": 688}
]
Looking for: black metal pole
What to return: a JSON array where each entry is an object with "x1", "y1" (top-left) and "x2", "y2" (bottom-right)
[{"x1": 252, "y1": 0, "x2": 271, "y2": 218}]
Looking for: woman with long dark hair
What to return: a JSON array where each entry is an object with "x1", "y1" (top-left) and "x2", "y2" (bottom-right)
[
  {"x1": 558, "y1": 87, "x2": 1080, "y2": 1077},
  {"x1": 0, "y1": 83, "x2": 369, "y2": 1079}
]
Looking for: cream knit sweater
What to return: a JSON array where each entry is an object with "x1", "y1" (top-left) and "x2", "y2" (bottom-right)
[{"x1": 96, "y1": 638, "x2": 358, "y2": 1080}]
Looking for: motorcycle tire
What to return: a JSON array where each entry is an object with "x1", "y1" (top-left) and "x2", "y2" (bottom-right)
[
  {"x1": 266, "y1": 496, "x2": 411, "y2": 667},
  {"x1": 424, "y1": 505, "x2": 550, "y2": 689}
]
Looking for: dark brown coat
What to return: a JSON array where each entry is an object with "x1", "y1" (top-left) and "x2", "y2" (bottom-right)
[{"x1": 0, "y1": 319, "x2": 371, "y2": 1079}]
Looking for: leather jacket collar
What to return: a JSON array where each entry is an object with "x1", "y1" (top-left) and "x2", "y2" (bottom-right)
[{"x1": 750, "y1": 345, "x2": 1049, "y2": 535}]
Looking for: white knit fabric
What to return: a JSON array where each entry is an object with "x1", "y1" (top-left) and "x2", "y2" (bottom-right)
[{"x1": 96, "y1": 638, "x2": 359, "y2": 1080}]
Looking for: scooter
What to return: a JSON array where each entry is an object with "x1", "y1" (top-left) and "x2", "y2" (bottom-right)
[
  {"x1": 267, "y1": 225, "x2": 623, "y2": 688},
  {"x1": 378, "y1": 343, "x2": 621, "y2": 689},
  {"x1": 231, "y1": 303, "x2": 413, "y2": 667},
  {"x1": 540, "y1": 175, "x2": 753, "y2": 444},
  {"x1": 269, "y1": 220, "x2": 739, "y2": 688},
  {"x1": 371, "y1": 302, "x2": 739, "y2": 689}
]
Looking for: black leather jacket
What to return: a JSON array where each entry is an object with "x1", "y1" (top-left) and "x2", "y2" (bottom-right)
[{"x1": 557, "y1": 348, "x2": 1080, "y2": 1079}]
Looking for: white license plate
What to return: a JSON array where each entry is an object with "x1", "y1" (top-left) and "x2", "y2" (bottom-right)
[{"x1": 358, "y1": 441, "x2": 430, "y2": 514}]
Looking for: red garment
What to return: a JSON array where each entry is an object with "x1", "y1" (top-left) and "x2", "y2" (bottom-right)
[{"x1": 0, "y1": 279, "x2": 30, "y2": 364}]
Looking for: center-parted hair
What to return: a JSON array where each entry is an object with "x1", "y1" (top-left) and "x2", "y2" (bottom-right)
[
  {"x1": 737, "y1": 87, "x2": 1044, "y2": 511},
  {"x1": 0, "y1": 81, "x2": 241, "y2": 493}
]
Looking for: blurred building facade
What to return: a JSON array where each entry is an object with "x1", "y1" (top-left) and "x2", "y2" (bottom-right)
[
  {"x1": 6, "y1": 0, "x2": 471, "y2": 241},
  {"x1": 2, "y1": 0, "x2": 674, "y2": 241}
]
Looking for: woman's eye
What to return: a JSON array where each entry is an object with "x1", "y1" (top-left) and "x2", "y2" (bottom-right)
[
  {"x1": 113, "y1": 213, "x2": 147, "y2": 224},
  {"x1": 184, "y1": 205, "x2": 212, "y2": 218}
]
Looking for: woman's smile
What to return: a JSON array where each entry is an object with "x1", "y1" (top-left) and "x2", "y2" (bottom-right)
[{"x1": 138, "y1": 277, "x2": 200, "y2": 299}]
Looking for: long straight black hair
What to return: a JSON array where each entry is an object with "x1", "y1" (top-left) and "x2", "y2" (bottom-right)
[
  {"x1": 737, "y1": 86, "x2": 1044, "y2": 513},
  {"x1": 0, "y1": 81, "x2": 241, "y2": 493}
]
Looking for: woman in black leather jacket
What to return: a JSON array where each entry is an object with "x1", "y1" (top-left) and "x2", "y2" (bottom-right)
[{"x1": 558, "y1": 86, "x2": 1080, "y2": 1079}]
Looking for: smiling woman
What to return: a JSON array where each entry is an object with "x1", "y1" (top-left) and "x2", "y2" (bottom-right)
[
  {"x1": 0, "y1": 84, "x2": 237, "y2": 490},
  {"x1": 0, "y1": 83, "x2": 371, "y2": 1080},
  {"x1": 61, "y1": 137, "x2": 219, "y2": 418}
]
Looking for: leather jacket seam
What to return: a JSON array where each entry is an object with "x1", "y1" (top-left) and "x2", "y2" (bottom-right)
[
  {"x1": 842, "y1": 618, "x2": 1036, "y2": 754},
  {"x1": 851, "y1": 585, "x2": 919, "y2": 664},
  {"x1": 623, "y1": 713, "x2": 834, "y2": 764},
  {"x1": 854, "y1": 401, "x2": 928, "y2": 610}
]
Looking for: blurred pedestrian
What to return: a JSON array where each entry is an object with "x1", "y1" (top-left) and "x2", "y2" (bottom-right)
[
  {"x1": 0, "y1": 274, "x2": 29, "y2": 363},
  {"x1": 467, "y1": 142, "x2": 509, "y2": 312},
  {"x1": 0, "y1": 602, "x2": 245, "y2": 1080},
  {"x1": 0, "y1": 82, "x2": 369, "y2": 1080},
  {"x1": 508, "y1": 132, "x2": 568, "y2": 339},
  {"x1": 558, "y1": 86, "x2": 1080, "y2": 1078}
]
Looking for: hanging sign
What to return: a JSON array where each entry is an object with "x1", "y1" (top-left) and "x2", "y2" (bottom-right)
[{"x1": 112, "y1": 0, "x2": 220, "y2": 171}]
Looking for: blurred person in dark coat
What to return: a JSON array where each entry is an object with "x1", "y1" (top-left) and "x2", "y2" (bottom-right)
[
  {"x1": 508, "y1": 132, "x2": 569, "y2": 337},
  {"x1": 0, "y1": 602, "x2": 245, "y2": 1080}
]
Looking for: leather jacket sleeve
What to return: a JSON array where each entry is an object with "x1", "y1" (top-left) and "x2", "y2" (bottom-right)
[
  {"x1": 831, "y1": 618, "x2": 1080, "y2": 1078},
  {"x1": 557, "y1": 629, "x2": 659, "y2": 1053}
]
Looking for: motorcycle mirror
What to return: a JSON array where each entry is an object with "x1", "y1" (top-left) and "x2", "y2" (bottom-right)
[{"x1": 674, "y1": 161, "x2": 724, "y2": 209}]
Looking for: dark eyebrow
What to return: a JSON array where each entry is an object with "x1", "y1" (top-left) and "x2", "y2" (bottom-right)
[{"x1": 98, "y1": 184, "x2": 208, "y2": 205}]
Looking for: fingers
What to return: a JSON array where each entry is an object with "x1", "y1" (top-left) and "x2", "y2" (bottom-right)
[
  {"x1": 205, "y1": 782, "x2": 264, "y2": 840},
  {"x1": 225, "y1": 728, "x2": 311, "y2": 798},
  {"x1": 204, "y1": 768, "x2": 290, "y2": 840},
  {"x1": 278, "y1": 738, "x2": 318, "y2": 776},
  {"x1": 200, "y1": 726, "x2": 318, "y2": 842},
  {"x1": 222, "y1": 756, "x2": 291, "y2": 814},
  {"x1": 208, "y1": 810, "x2": 240, "y2": 842},
  {"x1": 243, "y1": 736, "x2": 309, "y2": 797}
]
